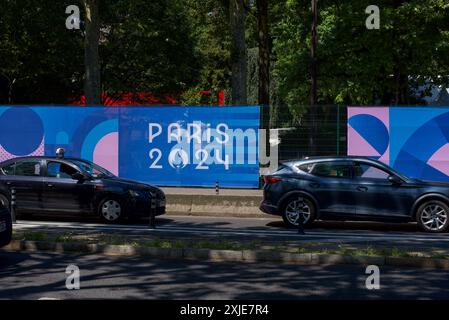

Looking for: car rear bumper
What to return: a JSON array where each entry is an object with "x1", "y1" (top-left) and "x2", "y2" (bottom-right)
[{"x1": 259, "y1": 201, "x2": 280, "y2": 216}]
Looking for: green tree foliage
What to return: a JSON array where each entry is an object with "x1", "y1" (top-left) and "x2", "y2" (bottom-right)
[
  {"x1": 180, "y1": 0, "x2": 231, "y2": 105},
  {"x1": 100, "y1": 0, "x2": 200, "y2": 102},
  {"x1": 272, "y1": 0, "x2": 449, "y2": 116},
  {"x1": 1, "y1": 0, "x2": 448, "y2": 110},
  {"x1": 0, "y1": 0, "x2": 84, "y2": 104},
  {"x1": 0, "y1": 0, "x2": 200, "y2": 104}
]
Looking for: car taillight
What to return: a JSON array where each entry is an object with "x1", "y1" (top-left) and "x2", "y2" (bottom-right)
[{"x1": 264, "y1": 176, "x2": 282, "y2": 184}]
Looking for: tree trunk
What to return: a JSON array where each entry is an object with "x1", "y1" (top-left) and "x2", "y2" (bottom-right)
[
  {"x1": 257, "y1": 0, "x2": 269, "y2": 107},
  {"x1": 256, "y1": 0, "x2": 271, "y2": 170},
  {"x1": 230, "y1": 0, "x2": 247, "y2": 105},
  {"x1": 8, "y1": 78, "x2": 15, "y2": 104},
  {"x1": 309, "y1": 0, "x2": 318, "y2": 155},
  {"x1": 257, "y1": 0, "x2": 270, "y2": 124},
  {"x1": 83, "y1": 0, "x2": 101, "y2": 105}
]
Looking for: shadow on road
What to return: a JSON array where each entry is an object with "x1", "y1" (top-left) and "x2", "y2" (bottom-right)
[
  {"x1": 16, "y1": 213, "x2": 427, "y2": 234},
  {"x1": 266, "y1": 220, "x2": 421, "y2": 233},
  {"x1": 1, "y1": 250, "x2": 449, "y2": 299},
  {"x1": 0, "y1": 252, "x2": 449, "y2": 300}
]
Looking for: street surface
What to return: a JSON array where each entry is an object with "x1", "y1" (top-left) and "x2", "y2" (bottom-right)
[
  {"x1": 10, "y1": 214, "x2": 449, "y2": 250},
  {"x1": 3, "y1": 214, "x2": 449, "y2": 300},
  {"x1": 1, "y1": 250, "x2": 449, "y2": 300}
]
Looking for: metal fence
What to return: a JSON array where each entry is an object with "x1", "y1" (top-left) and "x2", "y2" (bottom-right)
[{"x1": 261, "y1": 105, "x2": 347, "y2": 162}]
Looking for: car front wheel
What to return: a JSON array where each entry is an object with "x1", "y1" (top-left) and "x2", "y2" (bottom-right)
[
  {"x1": 282, "y1": 196, "x2": 316, "y2": 228},
  {"x1": 416, "y1": 200, "x2": 449, "y2": 233},
  {"x1": 99, "y1": 198, "x2": 123, "y2": 223}
]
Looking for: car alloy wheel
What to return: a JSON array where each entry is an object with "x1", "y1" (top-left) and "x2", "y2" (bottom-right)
[
  {"x1": 419, "y1": 202, "x2": 448, "y2": 232},
  {"x1": 284, "y1": 198, "x2": 312, "y2": 226},
  {"x1": 101, "y1": 200, "x2": 122, "y2": 222}
]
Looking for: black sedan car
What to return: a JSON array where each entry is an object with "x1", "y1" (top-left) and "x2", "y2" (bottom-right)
[
  {"x1": 0, "y1": 205, "x2": 12, "y2": 248},
  {"x1": 260, "y1": 156, "x2": 449, "y2": 233},
  {"x1": 0, "y1": 156, "x2": 165, "y2": 223}
]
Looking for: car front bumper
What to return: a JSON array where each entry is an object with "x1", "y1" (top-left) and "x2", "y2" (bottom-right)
[
  {"x1": 128, "y1": 197, "x2": 166, "y2": 218},
  {"x1": 152, "y1": 198, "x2": 166, "y2": 216},
  {"x1": 153, "y1": 205, "x2": 166, "y2": 216},
  {"x1": 0, "y1": 211, "x2": 12, "y2": 248}
]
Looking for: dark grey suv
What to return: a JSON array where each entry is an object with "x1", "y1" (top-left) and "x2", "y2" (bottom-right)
[{"x1": 260, "y1": 156, "x2": 449, "y2": 233}]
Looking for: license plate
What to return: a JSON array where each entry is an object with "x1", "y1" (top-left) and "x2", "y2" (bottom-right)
[{"x1": 0, "y1": 221, "x2": 6, "y2": 233}]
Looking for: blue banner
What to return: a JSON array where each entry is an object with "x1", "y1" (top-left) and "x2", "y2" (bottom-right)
[
  {"x1": 348, "y1": 106, "x2": 449, "y2": 183},
  {"x1": 0, "y1": 106, "x2": 260, "y2": 188}
]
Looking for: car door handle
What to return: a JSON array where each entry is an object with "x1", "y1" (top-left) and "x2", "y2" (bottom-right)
[
  {"x1": 310, "y1": 183, "x2": 320, "y2": 188},
  {"x1": 47, "y1": 183, "x2": 54, "y2": 187},
  {"x1": 357, "y1": 186, "x2": 368, "y2": 192},
  {"x1": 6, "y1": 181, "x2": 12, "y2": 186}
]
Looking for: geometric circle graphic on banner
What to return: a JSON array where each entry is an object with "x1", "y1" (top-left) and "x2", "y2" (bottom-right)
[
  {"x1": 348, "y1": 114, "x2": 389, "y2": 157},
  {"x1": 0, "y1": 107, "x2": 44, "y2": 155}
]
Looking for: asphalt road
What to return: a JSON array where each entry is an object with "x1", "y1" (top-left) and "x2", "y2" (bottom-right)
[
  {"x1": 11, "y1": 214, "x2": 449, "y2": 250},
  {"x1": 1, "y1": 250, "x2": 449, "y2": 300}
]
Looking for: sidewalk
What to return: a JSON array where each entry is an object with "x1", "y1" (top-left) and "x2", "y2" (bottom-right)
[
  {"x1": 161, "y1": 187, "x2": 265, "y2": 218},
  {"x1": 162, "y1": 187, "x2": 262, "y2": 196}
]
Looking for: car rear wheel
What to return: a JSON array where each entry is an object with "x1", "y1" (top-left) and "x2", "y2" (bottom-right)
[
  {"x1": 282, "y1": 196, "x2": 316, "y2": 228},
  {"x1": 416, "y1": 200, "x2": 449, "y2": 233},
  {"x1": 99, "y1": 198, "x2": 123, "y2": 223}
]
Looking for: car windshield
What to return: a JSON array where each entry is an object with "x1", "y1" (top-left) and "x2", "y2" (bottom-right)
[{"x1": 71, "y1": 160, "x2": 115, "y2": 178}]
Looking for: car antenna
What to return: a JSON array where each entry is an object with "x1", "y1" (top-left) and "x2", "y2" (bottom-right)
[{"x1": 56, "y1": 147, "x2": 65, "y2": 159}]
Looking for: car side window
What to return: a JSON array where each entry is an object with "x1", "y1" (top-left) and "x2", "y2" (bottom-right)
[
  {"x1": 14, "y1": 161, "x2": 41, "y2": 177},
  {"x1": 354, "y1": 163, "x2": 390, "y2": 180},
  {"x1": 0, "y1": 163, "x2": 15, "y2": 175},
  {"x1": 297, "y1": 163, "x2": 314, "y2": 173},
  {"x1": 47, "y1": 162, "x2": 78, "y2": 179},
  {"x1": 311, "y1": 162, "x2": 351, "y2": 178},
  {"x1": 76, "y1": 161, "x2": 102, "y2": 178}
]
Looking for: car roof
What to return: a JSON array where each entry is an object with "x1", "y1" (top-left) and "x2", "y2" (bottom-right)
[
  {"x1": 280, "y1": 156, "x2": 411, "y2": 181},
  {"x1": 0, "y1": 156, "x2": 89, "y2": 165},
  {"x1": 281, "y1": 156, "x2": 388, "y2": 167}
]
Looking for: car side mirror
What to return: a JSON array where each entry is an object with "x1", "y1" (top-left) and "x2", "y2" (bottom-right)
[
  {"x1": 72, "y1": 172, "x2": 85, "y2": 181},
  {"x1": 388, "y1": 175, "x2": 402, "y2": 185}
]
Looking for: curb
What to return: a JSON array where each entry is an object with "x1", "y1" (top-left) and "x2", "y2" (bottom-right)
[{"x1": 3, "y1": 240, "x2": 448, "y2": 269}]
